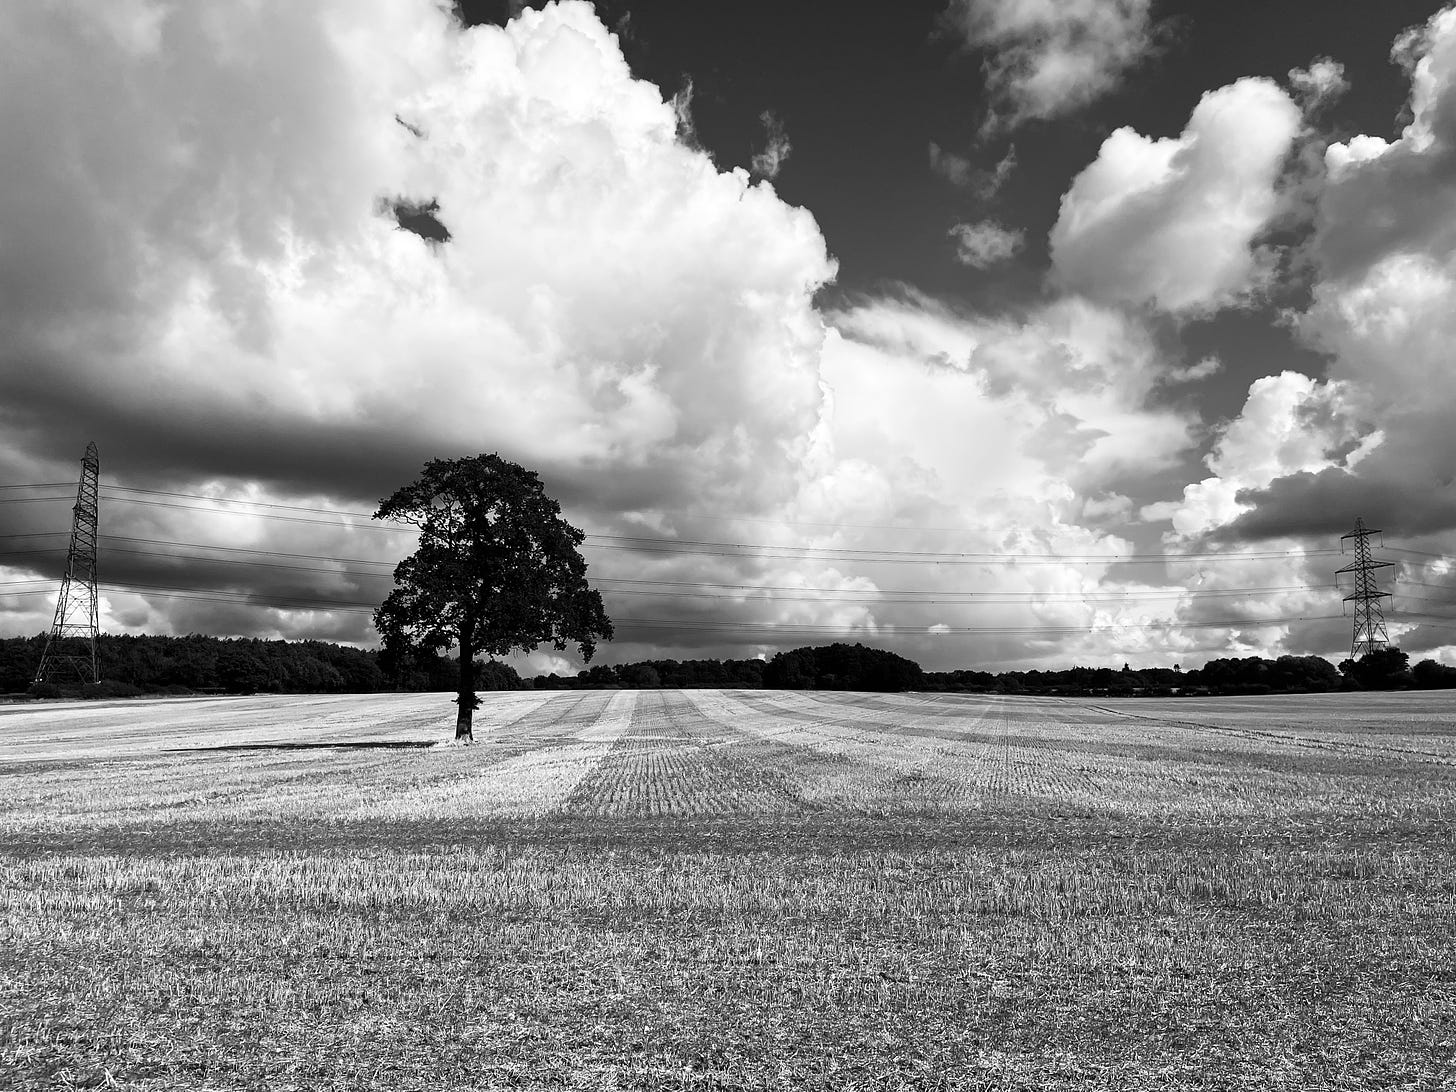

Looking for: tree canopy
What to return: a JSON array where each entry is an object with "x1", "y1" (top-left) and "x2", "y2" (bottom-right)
[
  {"x1": 763, "y1": 643, "x2": 923, "y2": 692},
  {"x1": 373, "y1": 453, "x2": 612, "y2": 741}
]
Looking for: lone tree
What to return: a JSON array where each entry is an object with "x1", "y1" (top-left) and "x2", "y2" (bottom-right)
[{"x1": 373, "y1": 453, "x2": 613, "y2": 742}]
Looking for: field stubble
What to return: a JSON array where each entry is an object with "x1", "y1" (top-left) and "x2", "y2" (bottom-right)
[{"x1": 2, "y1": 688, "x2": 1455, "y2": 1090}]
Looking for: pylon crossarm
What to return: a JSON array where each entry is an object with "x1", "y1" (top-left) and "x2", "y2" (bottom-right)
[{"x1": 1335, "y1": 560, "x2": 1393, "y2": 574}]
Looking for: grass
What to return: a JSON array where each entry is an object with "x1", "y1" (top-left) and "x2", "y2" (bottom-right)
[{"x1": 2, "y1": 689, "x2": 1455, "y2": 1089}]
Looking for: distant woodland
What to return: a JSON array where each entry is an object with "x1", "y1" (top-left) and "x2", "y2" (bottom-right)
[{"x1": 2, "y1": 634, "x2": 1452, "y2": 699}]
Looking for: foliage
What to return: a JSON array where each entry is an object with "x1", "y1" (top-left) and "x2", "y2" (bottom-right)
[
  {"x1": 1191, "y1": 654, "x2": 1342, "y2": 695},
  {"x1": 1, "y1": 633, "x2": 395, "y2": 697},
  {"x1": 373, "y1": 453, "x2": 612, "y2": 739},
  {"x1": 762, "y1": 643, "x2": 923, "y2": 692},
  {"x1": 1339, "y1": 648, "x2": 1413, "y2": 690},
  {"x1": 925, "y1": 655, "x2": 1344, "y2": 697},
  {"x1": 1413, "y1": 658, "x2": 1456, "y2": 688},
  {"x1": 534, "y1": 657, "x2": 767, "y2": 690}
]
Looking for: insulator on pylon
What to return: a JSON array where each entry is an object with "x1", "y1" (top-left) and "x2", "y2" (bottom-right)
[
  {"x1": 34, "y1": 442, "x2": 101, "y2": 686},
  {"x1": 1335, "y1": 516, "x2": 1392, "y2": 662}
]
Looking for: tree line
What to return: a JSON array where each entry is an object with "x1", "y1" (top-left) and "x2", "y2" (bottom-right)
[
  {"x1": 2, "y1": 633, "x2": 513, "y2": 699},
  {"x1": 5, "y1": 633, "x2": 1451, "y2": 700}
]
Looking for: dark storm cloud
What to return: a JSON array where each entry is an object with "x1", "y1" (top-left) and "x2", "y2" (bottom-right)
[{"x1": 1226, "y1": 468, "x2": 1456, "y2": 542}]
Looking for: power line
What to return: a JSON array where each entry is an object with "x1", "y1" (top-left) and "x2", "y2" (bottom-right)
[
  {"x1": 8, "y1": 479, "x2": 1446, "y2": 649},
  {"x1": 102, "y1": 483, "x2": 386, "y2": 517},
  {"x1": 1387, "y1": 611, "x2": 1456, "y2": 634},
  {"x1": 610, "y1": 613, "x2": 1345, "y2": 636},
  {"x1": 0, "y1": 534, "x2": 1336, "y2": 604},
  {"x1": 100, "y1": 493, "x2": 412, "y2": 531},
  {"x1": 1387, "y1": 546, "x2": 1456, "y2": 564},
  {"x1": 7, "y1": 497, "x2": 1354, "y2": 566},
  {"x1": 0, "y1": 571, "x2": 1349, "y2": 637},
  {"x1": 103, "y1": 492, "x2": 1304, "y2": 561},
  {"x1": 4, "y1": 479, "x2": 1443, "y2": 569}
]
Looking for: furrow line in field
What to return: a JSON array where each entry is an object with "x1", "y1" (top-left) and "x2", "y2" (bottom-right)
[
  {"x1": 681, "y1": 690, "x2": 1000, "y2": 811},
  {"x1": 791, "y1": 690, "x2": 995, "y2": 735},
  {"x1": 352, "y1": 691, "x2": 639, "y2": 821},
  {"x1": 732, "y1": 691, "x2": 1000, "y2": 749},
  {"x1": 792, "y1": 691, "x2": 996, "y2": 727},
  {"x1": 558, "y1": 691, "x2": 810, "y2": 818},
  {"x1": 1084, "y1": 703, "x2": 1456, "y2": 766}
]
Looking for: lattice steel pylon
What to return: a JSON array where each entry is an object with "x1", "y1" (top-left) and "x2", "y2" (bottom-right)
[
  {"x1": 35, "y1": 443, "x2": 101, "y2": 686},
  {"x1": 1336, "y1": 516, "x2": 1393, "y2": 662}
]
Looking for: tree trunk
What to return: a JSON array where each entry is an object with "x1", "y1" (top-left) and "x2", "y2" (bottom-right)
[{"x1": 456, "y1": 616, "x2": 476, "y2": 743}]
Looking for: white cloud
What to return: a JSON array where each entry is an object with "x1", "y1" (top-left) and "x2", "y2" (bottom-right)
[
  {"x1": 1050, "y1": 78, "x2": 1302, "y2": 314},
  {"x1": 830, "y1": 291, "x2": 1197, "y2": 489},
  {"x1": 814, "y1": 292, "x2": 1215, "y2": 668},
  {"x1": 1162, "y1": 356, "x2": 1223, "y2": 385},
  {"x1": 0, "y1": 1, "x2": 834, "y2": 510},
  {"x1": 1288, "y1": 57, "x2": 1350, "y2": 114},
  {"x1": 670, "y1": 77, "x2": 697, "y2": 146},
  {"x1": 0, "y1": 0, "x2": 843, "y2": 657},
  {"x1": 929, "y1": 143, "x2": 1017, "y2": 195},
  {"x1": 946, "y1": 0, "x2": 1162, "y2": 130},
  {"x1": 1316, "y1": 7, "x2": 1456, "y2": 276},
  {"x1": 929, "y1": 142, "x2": 974, "y2": 186},
  {"x1": 1122, "y1": 11, "x2": 1456, "y2": 664},
  {"x1": 15, "y1": 0, "x2": 1448, "y2": 671},
  {"x1": 948, "y1": 220, "x2": 1024, "y2": 267},
  {"x1": 1145, "y1": 372, "x2": 1366, "y2": 539},
  {"x1": 1214, "y1": 5, "x2": 1456, "y2": 551},
  {"x1": 751, "y1": 110, "x2": 792, "y2": 180},
  {"x1": 5, "y1": 0, "x2": 1210, "y2": 671}
]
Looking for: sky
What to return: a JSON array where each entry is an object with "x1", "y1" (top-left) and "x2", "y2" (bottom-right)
[{"x1": 4, "y1": 0, "x2": 1456, "y2": 675}]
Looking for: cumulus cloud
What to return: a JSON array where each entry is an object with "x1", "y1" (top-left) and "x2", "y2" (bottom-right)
[
  {"x1": 1315, "y1": 8, "x2": 1456, "y2": 280},
  {"x1": 1288, "y1": 57, "x2": 1350, "y2": 114},
  {"x1": 0, "y1": 0, "x2": 840, "y2": 659},
  {"x1": 1222, "y1": 6, "x2": 1456, "y2": 551},
  {"x1": 0, "y1": 2, "x2": 835, "y2": 512},
  {"x1": 670, "y1": 77, "x2": 698, "y2": 146},
  {"x1": 1132, "y1": 371, "x2": 1375, "y2": 661},
  {"x1": 1119, "y1": 11, "x2": 1456, "y2": 662},
  {"x1": 751, "y1": 109, "x2": 792, "y2": 180},
  {"x1": 1050, "y1": 78, "x2": 1303, "y2": 313},
  {"x1": 948, "y1": 220, "x2": 1024, "y2": 267},
  {"x1": 811, "y1": 290, "x2": 1225, "y2": 667},
  {"x1": 2, "y1": 0, "x2": 1209, "y2": 671},
  {"x1": 11, "y1": 0, "x2": 1431, "y2": 672},
  {"x1": 830, "y1": 290, "x2": 1199, "y2": 491},
  {"x1": 945, "y1": 0, "x2": 1163, "y2": 131},
  {"x1": 815, "y1": 304, "x2": 1199, "y2": 672},
  {"x1": 1143, "y1": 372, "x2": 1367, "y2": 540}
]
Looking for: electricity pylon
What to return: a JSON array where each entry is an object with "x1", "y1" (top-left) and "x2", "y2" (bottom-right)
[
  {"x1": 1336, "y1": 516, "x2": 1392, "y2": 661},
  {"x1": 35, "y1": 443, "x2": 101, "y2": 686}
]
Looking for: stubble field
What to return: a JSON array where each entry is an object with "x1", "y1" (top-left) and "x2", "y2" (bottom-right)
[{"x1": 2, "y1": 688, "x2": 1455, "y2": 1090}]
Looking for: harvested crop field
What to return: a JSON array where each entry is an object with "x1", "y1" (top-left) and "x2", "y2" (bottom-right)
[{"x1": 3, "y1": 688, "x2": 1455, "y2": 1090}]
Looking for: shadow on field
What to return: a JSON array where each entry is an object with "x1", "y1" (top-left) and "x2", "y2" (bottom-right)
[{"x1": 168, "y1": 741, "x2": 436, "y2": 754}]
